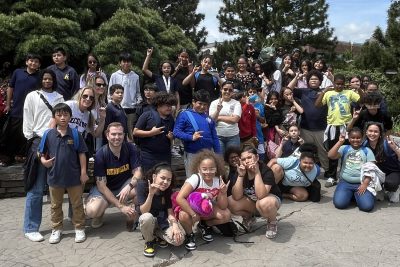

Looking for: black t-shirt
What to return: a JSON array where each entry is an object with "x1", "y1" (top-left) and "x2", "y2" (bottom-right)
[
  {"x1": 174, "y1": 67, "x2": 192, "y2": 105},
  {"x1": 234, "y1": 161, "x2": 282, "y2": 200},
  {"x1": 354, "y1": 109, "x2": 393, "y2": 132},
  {"x1": 194, "y1": 72, "x2": 219, "y2": 100},
  {"x1": 293, "y1": 88, "x2": 327, "y2": 131},
  {"x1": 136, "y1": 180, "x2": 172, "y2": 230}
]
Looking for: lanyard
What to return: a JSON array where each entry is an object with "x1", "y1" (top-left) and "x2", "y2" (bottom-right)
[{"x1": 162, "y1": 76, "x2": 170, "y2": 93}]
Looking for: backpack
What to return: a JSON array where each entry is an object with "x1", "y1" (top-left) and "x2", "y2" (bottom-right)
[
  {"x1": 194, "y1": 71, "x2": 218, "y2": 88},
  {"x1": 38, "y1": 127, "x2": 80, "y2": 154}
]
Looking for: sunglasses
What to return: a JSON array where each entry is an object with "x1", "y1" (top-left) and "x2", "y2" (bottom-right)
[
  {"x1": 96, "y1": 83, "x2": 106, "y2": 88},
  {"x1": 82, "y1": 94, "x2": 94, "y2": 101},
  {"x1": 88, "y1": 60, "x2": 97, "y2": 64},
  {"x1": 222, "y1": 88, "x2": 234, "y2": 92}
]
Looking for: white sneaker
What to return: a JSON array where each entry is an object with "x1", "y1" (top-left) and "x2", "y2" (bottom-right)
[
  {"x1": 49, "y1": 230, "x2": 62, "y2": 244},
  {"x1": 75, "y1": 229, "x2": 86, "y2": 243},
  {"x1": 24, "y1": 232, "x2": 44, "y2": 242},
  {"x1": 388, "y1": 187, "x2": 400, "y2": 203}
]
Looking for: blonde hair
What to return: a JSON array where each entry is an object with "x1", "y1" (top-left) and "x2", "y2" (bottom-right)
[{"x1": 72, "y1": 87, "x2": 96, "y2": 131}]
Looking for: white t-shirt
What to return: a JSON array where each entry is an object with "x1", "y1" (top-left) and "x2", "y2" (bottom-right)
[
  {"x1": 186, "y1": 174, "x2": 220, "y2": 202},
  {"x1": 209, "y1": 98, "x2": 241, "y2": 137},
  {"x1": 41, "y1": 91, "x2": 61, "y2": 106},
  {"x1": 66, "y1": 100, "x2": 91, "y2": 133}
]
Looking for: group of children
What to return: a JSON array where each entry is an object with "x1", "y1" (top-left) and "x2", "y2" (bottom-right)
[{"x1": 1, "y1": 45, "x2": 398, "y2": 257}]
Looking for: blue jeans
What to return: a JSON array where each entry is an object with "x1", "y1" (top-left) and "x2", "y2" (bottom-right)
[
  {"x1": 218, "y1": 134, "x2": 240, "y2": 155},
  {"x1": 333, "y1": 180, "x2": 375, "y2": 212},
  {"x1": 23, "y1": 163, "x2": 46, "y2": 233}
]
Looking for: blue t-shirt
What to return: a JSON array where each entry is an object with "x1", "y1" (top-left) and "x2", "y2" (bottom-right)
[
  {"x1": 47, "y1": 64, "x2": 80, "y2": 101},
  {"x1": 94, "y1": 142, "x2": 141, "y2": 191},
  {"x1": 104, "y1": 102, "x2": 128, "y2": 136},
  {"x1": 39, "y1": 127, "x2": 88, "y2": 187},
  {"x1": 293, "y1": 88, "x2": 327, "y2": 131},
  {"x1": 253, "y1": 102, "x2": 265, "y2": 143},
  {"x1": 9, "y1": 68, "x2": 40, "y2": 118},
  {"x1": 277, "y1": 157, "x2": 320, "y2": 187},
  {"x1": 338, "y1": 145, "x2": 375, "y2": 183}
]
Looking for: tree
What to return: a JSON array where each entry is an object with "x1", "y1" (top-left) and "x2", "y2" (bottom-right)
[
  {"x1": 217, "y1": 0, "x2": 336, "y2": 51},
  {"x1": 141, "y1": 0, "x2": 208, "y2": 49}
]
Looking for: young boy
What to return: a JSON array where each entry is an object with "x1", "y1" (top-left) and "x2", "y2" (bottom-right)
[
  {"x1": 221, "y1": 63, "x2": 242, "y2": 93},
  {"x1": 104, "y1": 84, "x2": 128, "y2": 143},
  {"x1": 275, "y1": 125, "x2": 304, "y2": 158},
  {"x1": 0, "y1": 53, "x2": 41, "y2": 166},
  {"x1": 232, "y1": 92, "x2": 257, "y2": 149},
  {"x1": 133, "y1": 91, "x2": 176, "y2": 172},
  {"x1": 135, "y1": 83, "x2": 158, "y2": 120},
  {"x1": 47, "y1": 47, "x2": 80, "y2": 101},
  {"x1": 315, "y1": 74, "x2": 363, "y2": 187},
  {"x1": 39, "y1": 103, "x2": 88, "y2": 244},
  {"x1": 108, "y1": 52, "x2": 142, "y2": 140}
]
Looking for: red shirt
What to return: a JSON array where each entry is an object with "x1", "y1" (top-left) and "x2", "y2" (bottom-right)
[{"x1": 238, "y1": 103, "x2": 256, "y2": 139}]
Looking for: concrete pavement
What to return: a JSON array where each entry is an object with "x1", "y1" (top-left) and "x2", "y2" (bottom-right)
[{"x1": 1, "y1": 185, "x2": 399, "y2": 267}]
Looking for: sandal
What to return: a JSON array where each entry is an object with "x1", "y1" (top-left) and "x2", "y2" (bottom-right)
[{"x1": 265, "y1": 221, "x2": 278, "y2": 239}]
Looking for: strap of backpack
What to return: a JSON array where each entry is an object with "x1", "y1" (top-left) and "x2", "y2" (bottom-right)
[
  {"x1": 37, "y1": 91, "x2": 53, "y2": 112},
  {"x1": 72, "y1": 128, "x2": 79, "y2": 151},
  {"x1": 341, "y1": 145, "x2": 350, "y2": 166},
  {"x1": 185, "y1": 111, "x2": 199, "y2": 132}
]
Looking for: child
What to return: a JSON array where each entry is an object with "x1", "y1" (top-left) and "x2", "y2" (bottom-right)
[
  {"x1": 315, "y1": 74, "x2": 363, "y2": 187},
  {"x1": 39, "y1": 103, "x2": 88, "y2": 244},
  {"x1": 264, "y1": 91, "x2": 284, "y2": 159},
  {"x1": 328, "y1": 128, "x2": 376, "y2": 212},
  {"x1": 176, "y1": 150, "x2": 230, "y2": 250},
  {"x1": 142, "y1": 48, "x2": 180, "y2": 112},
  {"x1": 108, "y1": 52, "x2": 142, "y2": 140},
  {"x1": 133, "y1": 92, "x2": 176, "y2": 172},
  {"x1": 275, "y1": 125, "x2": 304, "y2": 158},
  {"x1": 104, "y1": 84, "x2": 128, "y2": 143},
  {"x1": 280, "y1": 87, "x2": 303, "y2": 131},
  {"x1": 220, "y1": 62, "x2": 243, "y2": 93},
  {"x1": 47, "y1": 47, "x2": 80, "y2": 101},
  {"x1": 248, "y1": 91, "x2": 266, "y2": 161},
  {"x1": 182, "y1": 55, "x2": 220, "y2": 101},
  {"x1": 171, "y1": 49, "x2": 193, "y2": 110},
  {"x1": 136, "y1": 163, "x2": 185, "y2": 257},
  {"x1": 135, "y1": 83, "x2": 158, "y2": 122}
]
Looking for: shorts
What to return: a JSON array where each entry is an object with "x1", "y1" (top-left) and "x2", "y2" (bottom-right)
[{"x1": 87, "y1": 179, "x2": 131, "y2": 205}]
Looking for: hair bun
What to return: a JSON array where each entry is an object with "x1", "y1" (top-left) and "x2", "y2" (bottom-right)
[{"x1": 299, "y1": 143, "x2": 317, "y2": 154}]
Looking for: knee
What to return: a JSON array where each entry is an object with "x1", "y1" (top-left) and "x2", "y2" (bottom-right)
[
  {"x1": 333, "y1": 195, "x2": 349, "y2": 210},
  {"x1": 85, "y1": 198, "x2": 106, "y2": 218},
  {"x1": 258, "y1": 197, "x2": 278, "y2": 213},
  {"x1": 139, "y1": 213, "x2": 154, "y2": 225},
  {"x1": 295, "y1": 190, "x2": 309, "y2": 202},
  {"x1": 358, "y1": 199, "x2": 375, "y2": 212},
  {"x1": 220, "y1": 209, "x2": 231, "y2": 223},
  {"x1": 178, "y1": 211, "x2": 190, "y2": 223}
]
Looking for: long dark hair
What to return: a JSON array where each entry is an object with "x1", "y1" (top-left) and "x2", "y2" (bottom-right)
[
  {"x1": 364, "y1": 122, "x2": 385, "y2": 162},
  {"x1": 144, "y1": 162, "x2": 175, "y2": 194}
]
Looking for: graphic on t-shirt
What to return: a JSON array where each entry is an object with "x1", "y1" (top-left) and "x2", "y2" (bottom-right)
[
  {"x1": 344, "y1": 150, "x2": 363, "y2": 170},
  {"x1": 329, "y1": 94, "x2": 349, "y2": 116},
  {"x1": 244, "y1": 186, "x2": 257, "y2": 201},
  {"x1": 229, "y1": 104, "x2": 235, "y2": 115},
  {"x1": 286, "y1": 174, "x2": 310, "y2": 187}
]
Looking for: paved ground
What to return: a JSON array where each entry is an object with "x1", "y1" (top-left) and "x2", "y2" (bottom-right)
[{"x1": 1, "y1": 184, "x2": 400, "y2": 267}]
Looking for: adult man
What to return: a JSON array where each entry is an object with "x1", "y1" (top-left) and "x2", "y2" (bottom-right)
[
  {"x1": 173, "y1": 89, "x2": 220, "y2": 177},
  {"x1": 85, "y1": 122, "x2": 142, "y2": 230},
  {"x1": 0, "y1": 53, "x2": 41, "y2": 166}
]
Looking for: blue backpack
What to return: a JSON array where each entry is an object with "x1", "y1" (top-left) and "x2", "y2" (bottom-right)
[
  {"x1": 38, "y1": 127, "x2": 80, "y2": 154},
  {"x1": 194, "y1": 71, "x2": 218, "y2": 88}
]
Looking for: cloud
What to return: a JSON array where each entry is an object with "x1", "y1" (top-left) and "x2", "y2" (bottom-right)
[{"x1": 333, "y1": 22, "x2": 379, "y2": 44}]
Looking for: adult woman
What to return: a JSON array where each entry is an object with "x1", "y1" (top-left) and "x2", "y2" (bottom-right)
[
  {"x1": 137, "y1": 163, "x2": 185, "y2": 257},
  {"x1": 269, "y1": 144, "x2": 321, "y2": 202},
  {"x1": 231, "y1": 146, "x2": 282, "y2": 238},
  {"x1": 90, "y1": 76, "x2": 107, "y2": 151},
  {"x1": 236, "y1": 56, "x2": 257, "y2": 89},
  {"x1": 66, "y1": 87, "x2": 105, "y2": 146},
  {"x1": 209, "y1": 81, "x2": 242, "y2": 154},
  {"x1": 279, "y1": 54, "x2": 296, "y2": 87},
  {"x1": 80, "y1": 53, "x2": 108, "y2": 88},
  {"x1": 363, "y1": 122, "x2": 400, "y2": 202},
  {"x1": 176, "y1": 150, "x2": 230, "y2": 250}
]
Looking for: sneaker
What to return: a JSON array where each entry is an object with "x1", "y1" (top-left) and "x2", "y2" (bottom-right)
[
  {"x1": 325, "y1": 178, "x2": 337, "y2": 188},
  {"x1": 184, "y1": 233, "x2": 197, "y2": 250},
  {"x1": 242, "y1": 216, "x2": 257, "y2": 231},
  {"x1": 91, "y1": 216, "x2": 104, "y2": 229},
  {"x1": 143, "y1": 241, "x2": 156, "y2": 257},
  {"x1": 171, "y1": 148, "x2": 181, "y2": 158},
  {"x1": 388, "y1": 187, "x2": 400, "y2": 203},
  {"x1": 24, "y1": 232, "x2": 44, "y2": 242},
  {"x1": 75, "y1": 229, "x2": 86, "y2": 243},
  {"x1": 89, "y1": 157, "x2": 95, "y2": 163},
  {"x1": 49, "y1": 230, "x2": 62, "y2": 244},
  {"x1": 265, "y1": 221, "x2": 278, "y2": 239},
  {"x1": 198, "y1": 221, "x2": 214, "y2": 242},
  {"x1": 156, "y1": 237, "x2": 168, "y2": 248}
]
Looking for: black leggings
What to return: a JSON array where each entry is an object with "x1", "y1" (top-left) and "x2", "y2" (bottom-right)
[{"x1": 384, "y1": 172, "x2": 400, "y2": 192}]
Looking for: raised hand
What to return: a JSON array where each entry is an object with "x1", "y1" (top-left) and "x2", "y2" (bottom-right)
[
  {"x1": 192, "y1": 131, "x2": 203, "y2": 141},
  {"x1": 219, "y1": 176, "x2": 230, "y2": 194},
  {"x1": 151, "y1": 125, "x2": 165, "y2": 136},
  {"x1": 146, "y1": 47, "x2": 153, "y2": 56},
  {"x1": 148, "y1": 180, "x2": 160, "y2": 196}
]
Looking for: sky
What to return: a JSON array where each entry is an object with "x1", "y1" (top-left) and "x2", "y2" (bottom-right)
[{"x1": 197, "y1": 0, "x2": 392, "y2": 44}]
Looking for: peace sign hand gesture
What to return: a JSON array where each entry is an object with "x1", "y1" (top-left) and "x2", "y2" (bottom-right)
[{"x1": 219, "y1": 176, "x2": 230, "y2": 195}]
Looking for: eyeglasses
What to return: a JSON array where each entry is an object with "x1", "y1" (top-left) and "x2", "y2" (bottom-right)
[
  {"x1": 82, "y1": 94, "x2": 94, "y2": 101},
  {"x1": 88, "y1": 60, "x2": 97, "y2": 64},
  {"x1": 222, "y1": 88, "x2": 234, "y2": 92},
  {"x1": 200, "y1": 167, "x2": 217, "y2": 173},
  {"x1": 96, "y1": 83, "x2": 106, "y2": 88}
]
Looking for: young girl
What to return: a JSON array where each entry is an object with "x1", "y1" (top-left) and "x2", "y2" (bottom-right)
[
  {"x1": 80, "y1": 53, "x2": 108, "y2": 88},
  {"x1": 172, "y1": 49, "x2": 193, "y2": 110},
  {"x1": 280, "y1": 87, "x2": 303, "y2": 131},
  {"x1": 328, "y1": 128, "x2": 376, "y2": 212},
  {"x1": 247, "y1": 84, "x2": 266, "y2": 160},
  {"x1": 176, "y1": 150, "x2": 230, "y2": 250},
  {"x1": 260, "y1": 60, "x2": 282, "y2": 97},
  {"x1": 287, "y1": 59, "x2": 312, "y2": 89},
  {"x1": 136, "y1": 163, "x2": 185, "y2": 257},
  {"x1": 236, "y1": 56, "x2": 257, "y2": 89},
  {"x1": 264, "y1": 91, "x2": 284, "y2": 159},
  {"x1": 275, "y1": 125, "x2": 304, "y2": 158},
  {"x1": 269, "y1": 144, "x2": 320, "y2": 202},
  {"x1": 182, "y1": 55, "x2": 220, "y2": 101},
  {"x1": 142, "y1": 48, "x2": 180, "y2": 112},
  {"x1": 279, "y1": 54, "x2": 296, "y2": 87}
]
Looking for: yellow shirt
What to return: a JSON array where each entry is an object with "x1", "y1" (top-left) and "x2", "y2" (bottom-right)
[{"x1": 322, "y1": 90, "x2": 360, "y2": 125}]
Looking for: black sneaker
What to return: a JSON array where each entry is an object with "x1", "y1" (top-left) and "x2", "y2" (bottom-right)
[
  {"x1": 143, "y1": 241, "x2": 156, "y2": 257},
  {"x1": 156, "y1": 237, "x2": 168, "y2": 248},
  {"x1": 198, "y1": 221, "x2": 214, "y2": 242},
  {"x1": 184, "y1": 233, "x2": 197, "y2": 250}
]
